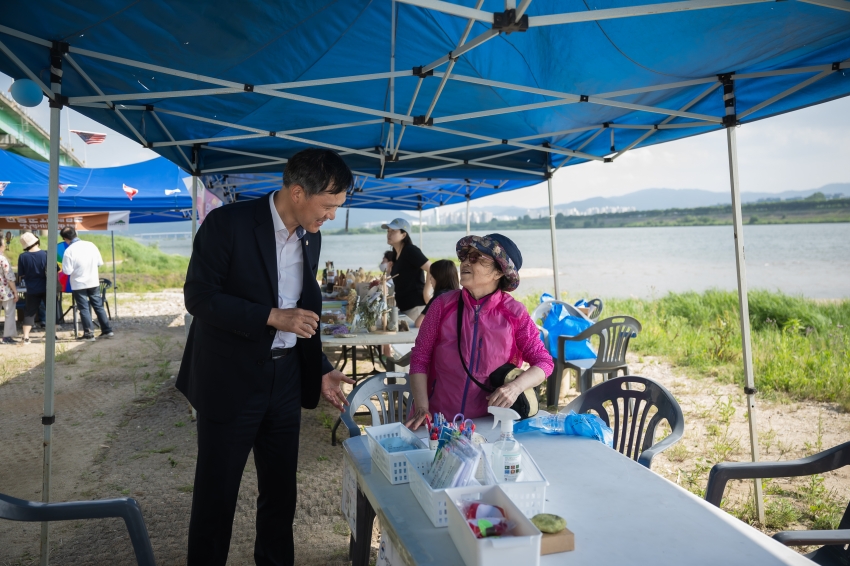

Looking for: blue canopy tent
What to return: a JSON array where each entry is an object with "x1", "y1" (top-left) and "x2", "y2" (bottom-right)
[
  {"x1": 1, "y1": 1, "x2": 850, "y2": 552},
  {"x1": 0, "y1": 149, "x2": 193, "y2": 222}
]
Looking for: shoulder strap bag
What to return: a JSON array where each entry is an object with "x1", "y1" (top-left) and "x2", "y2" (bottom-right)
[{"x1": 456, "y1": 293, "x2": 538, "y2": 419}]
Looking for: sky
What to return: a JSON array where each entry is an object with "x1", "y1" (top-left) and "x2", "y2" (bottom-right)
[{"x1": 3, "y1": 71, "x2": 849, "y2": 215}]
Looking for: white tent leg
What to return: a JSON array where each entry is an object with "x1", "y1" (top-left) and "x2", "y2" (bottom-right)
[
  {"x1": 465, "y1": 198, "x2": 471, "y2": 235},
  {"x1": 547, "y1": 171, "x2": 561, "y2": 299},
  {"x1": 192, "y1": 175, "x2": 199, "y2": 240},
  {"x1": 40, "y1": 49, "x2": 62, "y2": 566},
  {"x1": 111, "y1": 231, "x2": 118, "y2": 319},
  {"x1": 726, "y1": 124, "x2": 765, "y2": 525}
]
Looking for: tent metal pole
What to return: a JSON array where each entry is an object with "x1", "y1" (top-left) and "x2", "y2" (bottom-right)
[
  {"x1": 40, "y1": 46, "x2": 62, "y2": 566},
  {"x1": 419, "y1": 208, "x2": 423, "y2": 247},
  {"x1": 723, "y1": 77, "x2": 765, "y2": 524},
  {"x1": 547, "y1": 169, "x2": 561, "y2": 300},
  {"x1": 465, "y1": 197, "x2": 471, "y2": 235},
  {"x1": 191, "y1": 176, "x2": 198, "y2": 241},
  {"x1": 111, "y1": 231, "x2": 118, "y2": 319}
]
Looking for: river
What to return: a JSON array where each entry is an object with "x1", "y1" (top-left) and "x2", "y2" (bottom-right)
[{"x1": 136, "y1": 223, "x2": 850, "y2": 299}]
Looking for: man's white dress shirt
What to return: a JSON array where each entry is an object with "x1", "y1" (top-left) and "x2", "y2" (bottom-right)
[
  {"x1": 269, "y1": 192, "x2": 305, "y2": 349},
  {"x1": 61, "y1": 239, "x2": 104, "y2": 290}
]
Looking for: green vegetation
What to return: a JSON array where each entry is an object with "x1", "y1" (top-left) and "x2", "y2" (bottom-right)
[
  {"x1": 328, "y1": 195, "x2": 850, "y2": 235},
  {"x1": 4, "y1": 234, "x2": 188, "y2": 292},
  {"x1": 523, "y1": 289, "x2": 850, "y2": 411}
]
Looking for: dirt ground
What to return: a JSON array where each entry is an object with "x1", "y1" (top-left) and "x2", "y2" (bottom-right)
[{"x1": 0, "y1": 291, "x2": 848, "y2": 565}]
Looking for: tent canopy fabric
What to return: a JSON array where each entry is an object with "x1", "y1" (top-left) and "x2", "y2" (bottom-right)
[
  {"x1": 0, "y1": 149, "x2": 192, "y2": 222},
  {"x1": 0, "y1": 0, "x2": 848, "y2": 210}
]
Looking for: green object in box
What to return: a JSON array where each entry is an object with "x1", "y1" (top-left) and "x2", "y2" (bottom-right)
[{"x1": 531, "y1": 513, "x2": 567, "y2": 534}]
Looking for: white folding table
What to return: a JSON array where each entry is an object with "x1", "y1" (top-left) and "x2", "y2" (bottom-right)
[{"x1": 342, "y1": 420, "x2": 812, "y2": 566}]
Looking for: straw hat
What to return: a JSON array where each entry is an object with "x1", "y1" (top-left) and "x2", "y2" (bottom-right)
[{"x1": 20, "y1": 232, "x2": 39, "y2": 250}]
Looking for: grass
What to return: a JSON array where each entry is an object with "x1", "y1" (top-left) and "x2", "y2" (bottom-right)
[
  {"x1": 524, "y1": 289, "x2": 850, "y2": 411},
  {"x1": 4, "y1": 234, "x2": 189, "y2": 292}
]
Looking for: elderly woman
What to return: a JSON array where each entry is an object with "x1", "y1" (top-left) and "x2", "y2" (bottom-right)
[{"x1": 405, "y1": 234, "x2": 553, "y2": 428}]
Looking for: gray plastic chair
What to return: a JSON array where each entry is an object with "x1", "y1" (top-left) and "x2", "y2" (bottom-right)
[
  {"x1": 336, "y1": 372, "x2": 411, "y2": 445},
  {"x1": 562, "y1": 375, "x2": 684, "y2": 469},
  {"x1": 547, "y1": 315, "x2": 642, "y2": 404},
  {"x1": 0, "y1": 492, "x2": 155, "y2": 565},
  {"x1": 705, "y1": 441, "x2": 850, "y2": 566}
]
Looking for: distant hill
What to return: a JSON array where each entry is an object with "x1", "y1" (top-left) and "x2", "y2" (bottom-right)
[{"x1": 490, "y1": 183, "x2": 850, "y2": 219}]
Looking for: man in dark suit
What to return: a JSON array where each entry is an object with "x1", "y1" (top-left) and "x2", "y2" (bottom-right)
[{"x1": 177, "y1": 148, "x2": 355, "y2": 566}]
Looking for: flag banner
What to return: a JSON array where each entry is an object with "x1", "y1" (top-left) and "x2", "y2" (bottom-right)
[
  {"x1": 0, "y1": 181, "x2": 8, "y2": 196},
  {"x1": 122, "y1": 183, "x2": 139, "y2": 200},
  {"x1": 70, "y1": 130, "x2": 107, "y2": 145},
  {"x1": 0, "y1": 211, "x2": 130, "y2": 231}
]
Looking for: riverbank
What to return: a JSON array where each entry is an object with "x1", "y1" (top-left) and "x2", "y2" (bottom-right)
[{"x1": 328, "y1": 196, "x2": 850, "y2": 234}]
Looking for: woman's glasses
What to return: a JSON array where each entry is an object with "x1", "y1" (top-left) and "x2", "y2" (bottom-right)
[{"x1": 460, "y1": 247, "x2": 497, "y2": 269}]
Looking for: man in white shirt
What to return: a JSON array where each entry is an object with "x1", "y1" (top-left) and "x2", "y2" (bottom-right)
[{"x1": 60, "y1": 227, "x2": 114, "y2": 341}]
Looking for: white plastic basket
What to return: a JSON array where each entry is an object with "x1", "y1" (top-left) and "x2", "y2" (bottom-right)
[
  {"x1": 444, "y1": 485, "x2": 542, "y2": 566},
  {"x1": 480, "y1": 444, "x2": 548, "y2": 517},
  {"x1": 405, "y1": 450, "x2": 486, "y2": 528},
  {"x1": 365, "y1": 422, "x2": 428, "y2": 484}
]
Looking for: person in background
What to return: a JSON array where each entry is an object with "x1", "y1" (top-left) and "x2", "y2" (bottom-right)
[
  {"x1": 405, "y1": 233, "x2": 553, "y2": 427},
  {"x1": 0, "y1": 238, "x2": 18, "y2": 344},
  {"x1": 382, "y1": 218, "x2": 432, "y2": 320},
  {"x1": 17, "y1": 232, "x2": 48, "y2": 344},
  {"x1": 60, "y1": 227, "x2": 114, "y2": 342},
  {"x1": 414, "y1": 259, "x2": 459, "y2": 327}
]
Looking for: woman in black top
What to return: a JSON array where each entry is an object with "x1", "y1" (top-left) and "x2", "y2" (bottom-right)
[
  {"x1": 17, "y1": 232, "x2": 48, "y2": 343},
  {"x1": 414, "y1": 259, "x2": 459, "y2": 327},
  {"x1": 382, "y1": 218, "x2": 432, "y2": 320}
]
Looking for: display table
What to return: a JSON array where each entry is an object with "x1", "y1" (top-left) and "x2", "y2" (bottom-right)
[{"x1": 342, "y1": 419, "x2": 811, "y2": 566}]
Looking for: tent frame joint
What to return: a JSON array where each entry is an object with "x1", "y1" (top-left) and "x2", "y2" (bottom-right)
[
  {"x1": 413, "y1": 115, "x2": 434, "y2": 126},
  {"x1": 269, "y1": 131, "x2": 276, "y2": 137},
  {"x1": 744, "y1": 387, "x2": 758, "y2": 395},
  {"x1": 492, "y1": 9, "x2": 529, "y2": 33},
  {"x1": 412, "y1": 66, "x2": 434, "y2": 78},
  {"x1": 48, "y1": 95, "x2": 66, "y2": 109},
  {"x1": 41, "y1": 415, "x2": 55, "y2": 426},
  {"x1": 244, "y1": 83, "x2": 254, "y2": 92},
  {"x1": 832, "y1": 62, "x2": 841, "y2": 71}
]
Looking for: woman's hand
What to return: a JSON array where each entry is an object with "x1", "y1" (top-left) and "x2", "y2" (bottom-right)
[
  {"x1": 405, "y1": 406, "x2": 429, "y2": 430},
  {"x1": 487, "y1": 382, "x2": 522, "y2": 409}
]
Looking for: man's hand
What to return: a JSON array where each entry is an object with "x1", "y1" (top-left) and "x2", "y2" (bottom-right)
[
  {"x1": 322, "y1": 370, "x2": 355, "y2": 412},
  {"x1": 267, "y1": 308, "x2": 319, "y2": 339}
]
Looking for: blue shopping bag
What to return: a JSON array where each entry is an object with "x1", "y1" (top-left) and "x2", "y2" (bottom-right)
[{"x1": 540, "y1": 295, "x2": 596, "y2": 360}]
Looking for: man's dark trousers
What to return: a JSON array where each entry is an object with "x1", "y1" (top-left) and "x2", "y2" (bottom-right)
[
  {"x1": 72, "y1": 286, "x2": 112, "y2": 334},
  {"x1": 188, "y1": 353, "x2": 302, "y2": 566}
]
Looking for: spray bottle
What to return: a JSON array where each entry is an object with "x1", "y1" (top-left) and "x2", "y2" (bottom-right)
[{"x1": 489, "y1": 406, "x2": 522, "y2": 483}]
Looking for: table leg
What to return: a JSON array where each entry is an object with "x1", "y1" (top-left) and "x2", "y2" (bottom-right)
[
  {"x1": 350, "y1": 486, "x2": 376, "y2": 566},
  {"x1": 352, "y1": 345, "x2": 358, "y2": 381}
]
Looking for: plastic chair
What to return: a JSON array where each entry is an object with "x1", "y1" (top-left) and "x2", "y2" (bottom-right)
[
  {"x1": 562, "y1": 375, "x2": 684, "y2": 469},
  {"x1": 531, "y1": 299, "x2": 591, "y2": 353},
  {"x1": 587, "y1": 298, "x2": 604, "y2": 321},
  {"x1": 547, "y1": 315, "x2": 642, "y2": 404},
  {"x1": 99, "y1": 278, "x2": 113, "y2": 319},
  {"x1": 705, "y1": 441, "x2": 850, "y2": 566},
  {"x1": 0, "y1": 492, "x2": 156, "y2": 565},
  {"x1": 334, "y1": 372, "x2": 411, "y2": 446}
]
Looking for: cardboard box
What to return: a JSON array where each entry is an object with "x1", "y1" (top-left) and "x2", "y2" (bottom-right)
[{"x1": 540, "y1": 528, "x2": 575, "y2": 555}]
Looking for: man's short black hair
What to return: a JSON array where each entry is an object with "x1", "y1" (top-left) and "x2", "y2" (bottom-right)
[
  {"x1": 60, "y1": 227, "x2": 77, "y2": 240},
  {"x1": 283, "y1": 148, "x2": 353, "y2": 196}
]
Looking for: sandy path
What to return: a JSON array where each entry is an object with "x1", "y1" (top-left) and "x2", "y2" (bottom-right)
[{"x1": 1, "y1": 291, "x2": 848, "y2": 564}]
